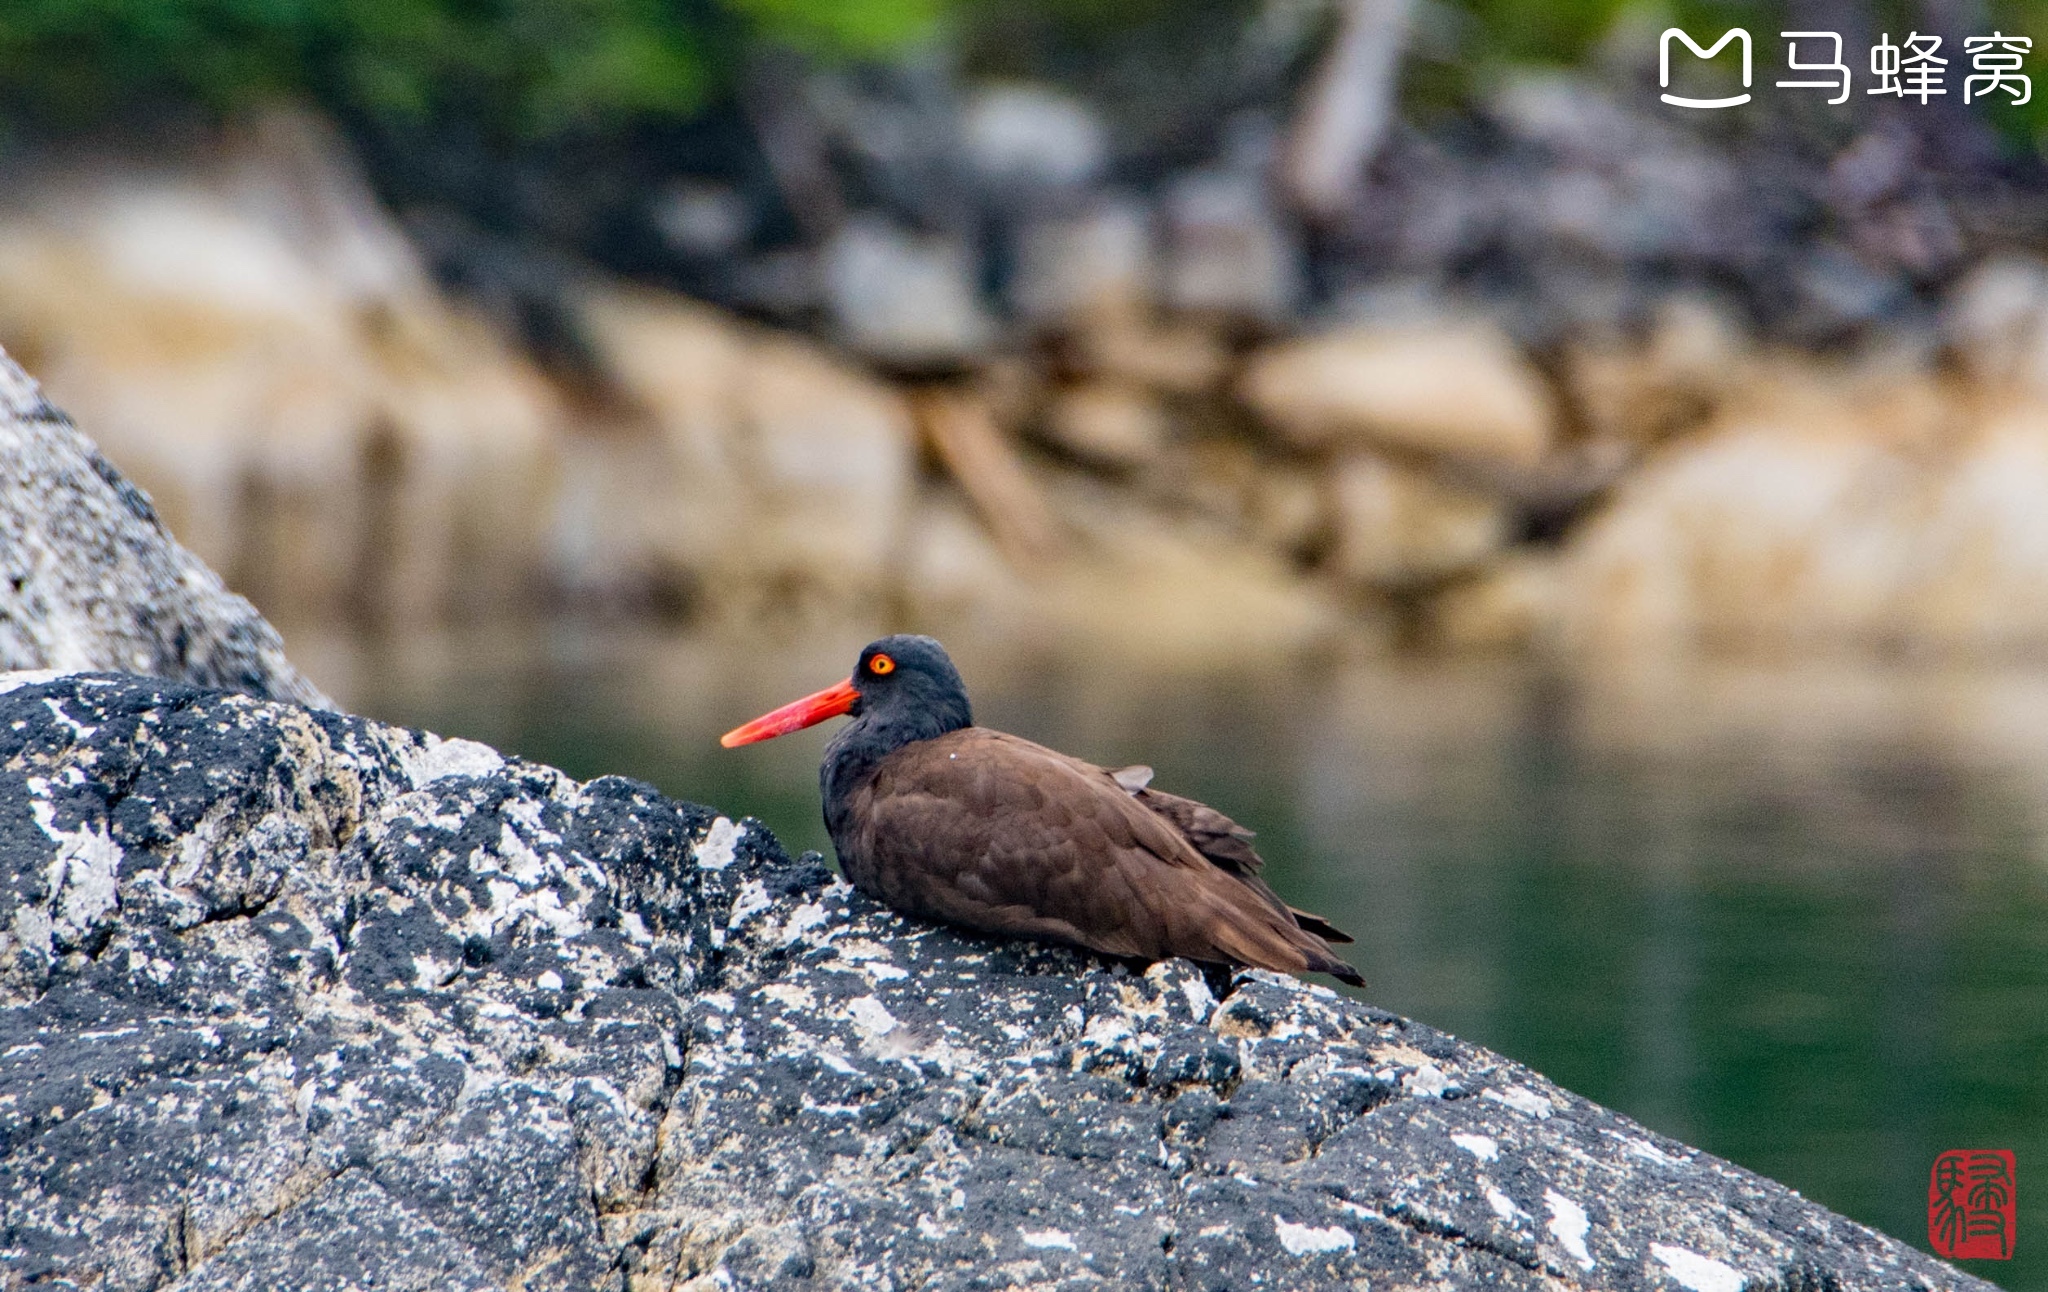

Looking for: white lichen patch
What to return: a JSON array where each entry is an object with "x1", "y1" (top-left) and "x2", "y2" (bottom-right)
[
  {"x1": 1485, "y1": 1084, "x2": 1555, "y2": 1119},
  {"x1": 1080, "y1": 1014, "x2": 1135, "y2": 1048},
  {"x1": 166, "y1": 799, "x2": 241, "y2": 889},
  {"x1": 468, "y1": 877, "x2": 589, "y2": 941},
  {"x1": 1451, "y1": 1133, "x2": 1499, "y2": 1161},
  {"x1": 1175, "y1": 969, "x2": 1217, "y2": 1023},
  {"x1": 1543, "y1": 1190, "x2": 1594, "y2": 1271},
  {"x1": 694, "y1": 817, "x2": 741, "y2": 870},
  {"x1": 726, "y1": 880, "x2": 774, "y2": 930},
  {"x1": 398, "y1": 734, "x2": 504, "y2": 787},
  {"x1": 1651, "y1": 1243, "x2": 1746, "y2": 1292},
  {"x1": 759, "y1": 982, "x2": 816, "y2": 1012},
  {"x1": 496, "y1": 823, "x2": 549, "y2": 887},
  {"x1": 1619, "y1": 1134, "x2": 1684, "y2": 1167},
  {"x1": 1403, "y1": 1063, "x2": 1450, "y2": 1098},
  {"x1": 1020, "y1": 1228, "x2": 1076, "y2": 1251},
  {"x1": 780, "y1": 901, "x2": 832, "y2": 945},
  {"x1": 42, "y1": 697, "x2": 97, "y2": 740},
  {"x1": 31, "y1": 799, "x2": 122, "y2": 944},
  {"x1": 11, "y1": 902, "x2": 54, "y2": 958},
  {"x1": 820, "y1": 940, "x2": 909, "y2": 982},
  {"x1": 1274, "y1": 1218, "x2": 1355, "y2": 1255},
  {"x1": 1486, "y1": 1187, "x2": 1530, "y2": 1225},
  {"x1": 501, "y1": 797, "x2": 562, "y2": 846},
  {"x1": 829, "y1": 938, "x2": 892, "y2": 962},
  {"x1": 845, "y1": 996, "x2": 899, "y2": 1039},
  {"x1": 0, "y1": 669, "x2": 68, "y2": 695},
  {"x1": 413, "y1": 955, "x2": 460, "y2": 989}
]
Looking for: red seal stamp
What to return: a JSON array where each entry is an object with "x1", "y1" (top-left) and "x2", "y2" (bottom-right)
[{"x1": 1928, "y1": 1149, "x2": 2016, "y2": 1259}]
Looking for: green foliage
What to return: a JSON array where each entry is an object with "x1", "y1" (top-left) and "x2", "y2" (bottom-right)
[
  {"x1": 1987, "y1": 0, "x2": 2048, "y2": 152},
  {"x1": 6, "y1": 0, "x2": 2046, "y2": 149},
  {"x1": 0, "y1": 0, "x2": 950, "y2": 135},
  {"x1": 726, "y1": 0, "x2": 949, "y2": 57},
  {"x1": 1453, "y1": 0, "x2": 1638, "y2": 66}
]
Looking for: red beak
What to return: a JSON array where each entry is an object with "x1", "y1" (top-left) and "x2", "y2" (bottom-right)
[{"x1": 720, "y1": 677, "x2": 860, "y2": 747}]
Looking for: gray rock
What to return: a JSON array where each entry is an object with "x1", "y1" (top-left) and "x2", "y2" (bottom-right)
[
  {"x1": 1010, "y1": 196, "x2": 1156, "y2": 326},
  {"x1": 960, "y1": 84, "x2": 1109, "y2": 194},
  {"x1": 1942, "y1": 254, "x2": 2048, "y2": 394},
  {"x1": 1161, "y1": 167, "x2": 1303, "y2": 324},
  {"x1": 0, "y1": 671, "x2": 1990, "y2": 1291},
  {"x1": 823, "y1": 216, "x2": 996, "y2": 370},
  {"x1": 0, "y1": 349, "x2": 329, "y2": 709},
  {"x1": 650, "y1": 181, "x2": 756, "y2": 262}
]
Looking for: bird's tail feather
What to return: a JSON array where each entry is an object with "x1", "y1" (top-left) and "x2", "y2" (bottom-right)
[
  {"x1": 1204, "y1": 904, "x2": 1367, "y2": 990},
  {"x1": 1288, "y1": 906, "x2": 1355, "y2": 944}
]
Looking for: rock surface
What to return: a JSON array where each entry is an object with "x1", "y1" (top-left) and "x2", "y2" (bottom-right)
[
  {"x1": 1552, "y1": 366, "x2": 2048, "y2": 652},
  {"x1": 1010, "y1": 200, "x2": 1154, "y2": 326},
  {"x1": 1240, "y1": 319, "x2": 1555, "y2": 469},
  {"x1": 1327, "y1": 453, "x2": 1508, "y2": 591},
  {"x1": 0, "y1": 351, "x2": 327, "y2": 708},
  {"x1": 0, "y1": 110, "x2": 560, "y2": 628},
  {"x1": 822, "y1": 217, "x2": 996, "y2": 369},
  {"x1": 1039, "y1": 382, "x2": 1169, "y2": 471},
  {"x1": 559, "y1": 282, "x2": 920, "y2": 618},
  {"x1": 0, "y1": 671, "x2": 1990, "y2": 1292}
]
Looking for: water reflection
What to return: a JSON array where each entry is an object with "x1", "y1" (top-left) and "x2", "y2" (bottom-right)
[{"x1": 316, "y1": 623, "x2": 2048, "y2": 1287}]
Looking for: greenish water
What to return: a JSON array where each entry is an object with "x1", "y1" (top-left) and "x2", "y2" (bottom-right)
[{"x1": 326, "y1": 624, "x2": 2048, "y2": 1288}]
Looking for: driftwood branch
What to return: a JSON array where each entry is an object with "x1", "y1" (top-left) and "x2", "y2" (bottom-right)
[
  {"x1": 1280, "y1": 0, "x2": 1415, "y2": 223},
  {"x1": 912, "y1": 386, "x2": 1063, "y2": 569}
]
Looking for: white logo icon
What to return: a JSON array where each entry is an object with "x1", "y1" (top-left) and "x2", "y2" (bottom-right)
[{"x1": 1661, "y1": 27, "x2": 1754, "y2": 108}]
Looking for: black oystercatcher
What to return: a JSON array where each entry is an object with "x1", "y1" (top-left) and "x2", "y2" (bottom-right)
[{"x1": 722, "y1": 635, "x2": 1364, "y2": 986}]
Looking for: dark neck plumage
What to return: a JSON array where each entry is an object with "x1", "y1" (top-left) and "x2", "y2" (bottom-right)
[{"x1": 820, "y1": 686, "x2": 971, "y2": 845}]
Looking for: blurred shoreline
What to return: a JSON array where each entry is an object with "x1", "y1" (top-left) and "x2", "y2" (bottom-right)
[{"x1": 5, "y1": 4, "x2": 2048, "y2": 665}]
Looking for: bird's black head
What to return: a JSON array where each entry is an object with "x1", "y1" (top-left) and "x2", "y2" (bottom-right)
[
  {"x1": 719, "y1": 634, "x2": 974, "y2": 835},
  {"x1": 846, "y1": 634, "x2": 972, "y2": 736},
  {"x1": 719, "y1": 633, "x2": 973, "y2": 753}
]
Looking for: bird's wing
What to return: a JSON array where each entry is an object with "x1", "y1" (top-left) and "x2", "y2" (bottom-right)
[
  {"x1": 843, "y1": 728, "x2": 1359, "y2": 980},
  {"x1": 1133, "y1": 787, "x2": 1356, "y2": 945},
  {"x1": 1132, "y1": 786, "x2": 1265, "y2": 876}
]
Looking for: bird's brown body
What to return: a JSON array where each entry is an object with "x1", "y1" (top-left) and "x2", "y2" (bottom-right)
[
  {"x1": 833, "y1": 727, "x2": 1359, "y2": 982},
  {"x1": 724, "y1": 635, "x2": 1362, "y2": 986}
]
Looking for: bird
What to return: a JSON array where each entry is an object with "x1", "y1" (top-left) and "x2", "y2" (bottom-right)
[{"x1": 721, "y1": 634, "x2": 1363, "y2": 986}]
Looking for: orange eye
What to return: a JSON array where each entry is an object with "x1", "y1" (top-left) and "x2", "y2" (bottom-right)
[{"x1": 869, "y1": 653, "x2": 896, "y2": 676}]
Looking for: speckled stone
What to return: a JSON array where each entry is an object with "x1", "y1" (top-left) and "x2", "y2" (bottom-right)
[
  {"x1": 0, "y1": 347, "x2": 329, "y2": 709},
  {"x1": 0, "y1": 673, "x2": 1992, "y2": 1292}
]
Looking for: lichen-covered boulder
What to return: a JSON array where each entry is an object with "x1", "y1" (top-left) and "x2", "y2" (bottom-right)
[
  {"x1": 0, "y1": 673, "x2": 1988, "y2": 1291},
  {"x1": 0, "y1": 349, "x2": 328, "y2": 708}
]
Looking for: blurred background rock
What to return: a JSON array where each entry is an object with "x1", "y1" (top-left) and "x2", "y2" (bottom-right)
[
  {"x1": 9, "y1": 0, "x2": 2048, "y2": 1279},
  {"x1": 9, "y1": 0, "x2": 2048, "y2": 665}
]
